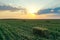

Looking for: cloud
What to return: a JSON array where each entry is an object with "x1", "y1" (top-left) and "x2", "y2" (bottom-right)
[
  {"x1": 36, "y1": 7, "x2": 60, "y2": 19},
  {"x1": 46, "y1": 14, "x2": 60, "y2": 19},
  {"x1": 37, "y1": 7, "x2": 60, "y2": 15},
  {"x1": 0, "y1": 5, "x2": 25, "y2": 12},
  {"x1": 36, "y1": 14, "x2": 60, "y2": 19},
  {"x1": 47, "y1": 14, "x2": 60, "y2": 17}
]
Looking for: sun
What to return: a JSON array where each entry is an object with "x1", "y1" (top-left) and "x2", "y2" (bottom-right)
[
  {"x1": 26, "y1": 6, "x2": 39, "y2": 14},
  {"x1": 28, "y1": 8, "x2": 37, "y2": 13}
]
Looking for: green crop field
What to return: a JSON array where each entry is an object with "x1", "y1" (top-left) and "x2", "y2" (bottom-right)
[{"x1": 0, "y1": 19, "x2": 60, "y2": 40}]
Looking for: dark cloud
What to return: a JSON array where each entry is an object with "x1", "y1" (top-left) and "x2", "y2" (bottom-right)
[
  {"x1": 0, "y1": 5, "x2": 24, "y2": 12},
  {"x1": 37, "y1": 7, "x2": 60, "y2": 15}
]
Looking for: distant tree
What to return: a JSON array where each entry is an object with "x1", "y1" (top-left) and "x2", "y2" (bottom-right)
[
  {"x1": 22, "y1": 20, "x2": 26, "y2": 22},
  {"x1": 46, "y1": 20, "x2": 50, "y2": 23}
]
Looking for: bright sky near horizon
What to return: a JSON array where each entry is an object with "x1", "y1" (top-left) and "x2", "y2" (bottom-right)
[{"x1": 0, "y1": 0, "x2": 60, "y2": 19}]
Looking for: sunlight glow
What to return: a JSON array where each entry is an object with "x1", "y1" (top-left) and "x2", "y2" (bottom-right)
[
  {"x1": 26, "y1": 13, "x2": 36, "y2": 19},
  {"x1": 28, "y1": 8, "x2": 37, "y2": 13},
  {"x1": 26, "y1": 5, "x2": 39, "y2": 14}
]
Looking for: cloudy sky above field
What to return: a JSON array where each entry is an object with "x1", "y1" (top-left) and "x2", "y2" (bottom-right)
[{"x1": 0, "y1": 0, "x2": 60, "y2": 19}]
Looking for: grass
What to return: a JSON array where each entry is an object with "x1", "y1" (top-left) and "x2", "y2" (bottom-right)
[{"x1": 0, "y1": 19, "x2": 60, "y2": 40}]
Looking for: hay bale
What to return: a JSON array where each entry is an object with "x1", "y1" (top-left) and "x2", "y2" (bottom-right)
[{"x1": 33, "y1": 27, "x2": 49, "y2": 38}]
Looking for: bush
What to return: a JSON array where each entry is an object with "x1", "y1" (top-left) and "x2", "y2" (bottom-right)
[{"x1": 33, "y1": 27, "x2": 49, "y2": 38}]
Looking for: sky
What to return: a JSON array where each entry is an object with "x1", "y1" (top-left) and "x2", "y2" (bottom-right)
[{"x1": 0, "y1": 0, "x2": 60, "y2": 19}]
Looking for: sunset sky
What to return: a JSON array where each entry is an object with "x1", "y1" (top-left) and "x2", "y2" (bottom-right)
[{"x1": 0, "y1": 0, "x2": 60, "y2": 19}]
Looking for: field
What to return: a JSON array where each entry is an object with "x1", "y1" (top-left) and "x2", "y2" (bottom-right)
[{"x1": 0, "y1": 19, "x2": 60, "y2": 40}]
